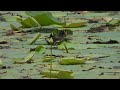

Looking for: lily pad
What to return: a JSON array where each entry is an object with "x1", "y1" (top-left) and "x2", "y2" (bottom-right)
[
  {"x1": 102, "y1": 17, "x2": 113, "y2": 23},
  {"x1": 35, "y1": 45, "x2": 46, "y2": 54},
  {"x1": 14, "y1": 51, "x2": 35, "y2": 64},
  {"x1": 29, "y1": 33, "x2": 41, "y2": 45},
  {"x1": 108, "y1": 19, "x2": 120, "y2": 25},
  {"x1": 25, "y1": 11, "x2": 66, "y2": 26},
  {"x1": 59, "y1": 57, "x2": 86, "y2": 65},
  {"x1": 17, "y1": 17, "x2": 40, "y2": 28},
  {"x1": 58, "y1": 42, "x2": 75, "y2": 50},
  {"x1": 42, "y1": 56, "x2": 54, "y2": 62},
  {"x1": 41, "y1": 70, "x2": 74, "y2": 79},
  {"x1": 63, "y1": 22, "x2": 87, "y2": 28},
  {"x1": 0, "y1": 59, "x2": 3, "y2": 69},
  {"x1": 10, "y1": 24, "x2": 19, "y2": 31}
]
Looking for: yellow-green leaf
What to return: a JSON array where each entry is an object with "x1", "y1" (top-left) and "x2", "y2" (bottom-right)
[
  {"x1": 35, "y1": 45, "x2": 46, "y2": 54},
  {"x1": 102, "y1": 17, "x2": 113, "y2": 23},
  {"x1": 26, "y1": 11, "x2": 66, "y2": 26},
  {"x1": 42, "y1": 56, "x2": 54, "y2": 62},
  {"x1": 63, "y1": 22, "x2": 87, "y2": 28},
  {"x1": 29, "y1": 33, "x2": 41, "y2": 45},
  {"x1": 17, "y1": 17, "x2": 40, "y2": 28},
  {"x1": 0, "y1": 59, "x2": 3, "y2": 69},
  {"x1": 10, "y1": 24, "x2": 19, "y2": 31},
  {"x1": 24, "y1": 51, "x2": 36, "y2": 62},
  {"x1": 59, "y1": 57, "x2": 86, "y2": 65},
  {"x1": 41, "y1": 70, "x2": 74, "y2": 79}
]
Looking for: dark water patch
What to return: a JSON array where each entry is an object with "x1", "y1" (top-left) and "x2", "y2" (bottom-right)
[
  {"x1": 2, "y1": 66, "x2": 13, "y2": 69},
  {"x1": 87, "y1": 24, "x2": 119, "y2": 33},
  {"x1": 0, "y1": 46, "x2": 10, "y2": 49},
  {"x1": 20, "y1": 76, "x2": 31, "y2": 79},
  {"x1": 92, "y1": 40, "x2": 119, "y2": 44},
  {"x1": 0, "y1": 55, "x2": 7, "y2": 58},
  {"x1": 113, "y1": 66, "x2": 120, "y2": 69},
  {"x1": 0, "y1": 41, "x2": 7, "y2": 44},
  {"x1": 0, "y1": 71, "x2": 7, "y2": 74},
  {"x1": 5, "y1": 30, "x2": 15, "y2": 36}
]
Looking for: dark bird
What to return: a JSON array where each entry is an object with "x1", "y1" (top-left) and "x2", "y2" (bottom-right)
[{"x1": 45, "y1": 30, "x2": 68, "y2": 45}]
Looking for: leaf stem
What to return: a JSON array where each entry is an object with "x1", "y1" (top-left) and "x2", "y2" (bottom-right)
[
  {"x1": 50, "y1": 43, "x2": 53, "y2": 79},
  {"x1": 64, "y1": 44, "x2": 69, "y2": 53}
]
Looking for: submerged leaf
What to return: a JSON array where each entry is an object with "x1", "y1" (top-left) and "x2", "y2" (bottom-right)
[
  {"x1": 25, "y1": 11, "x2": 66, "y2": 26},
  {"x1": 59, "y1": 57, "x2": 86, "y2": 65}
]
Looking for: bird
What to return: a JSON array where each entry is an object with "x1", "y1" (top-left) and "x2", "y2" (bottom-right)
[{"x1": 45, "y1": 30, "x2": 68, "y2": 45}]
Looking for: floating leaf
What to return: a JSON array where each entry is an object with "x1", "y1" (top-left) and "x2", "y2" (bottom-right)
[
  {"x1": 25, "y1": 11, "x2": 66, "y2": 26},
  {"x1": 29, "y1": 33, "x2": 41, "y2": 45},
  {"x1": 0, "y1": 59, "x2": 3, "y2": 69},
  {"x1": 17, "y1": 17, "x2": 40, "y2": 28},
  {"x1": 14, "y1": 59, "x2": 27, "y2": 64},
  {"x1": 41, "y1": 70, "x2": 74, "y2": 79},
  {"x1": 35, "y1": 45, "x2": 46, "y2": 54},
  {"x1": 24, "y1": 51, "x2": 36, "y2": 62},
  {"x1": 14, "y1": 51, "x2": 35, "y2": 64},
  {"x1": 58, "y1": 42, "x2": 74, "y2": 50},
  {"x1": 42, "y1": 56, "x2": 54, "y2": 62},
  {"x1": 63, "y1": 22, "x2": 87, "y2": 28},
  {"x1": 10, "y1": 24, "x2": 19, "y2": 31},
  {"x1": 59, "y1": 57, "x2": 86, "y2": 65},
  {"x1": 102, "y1": 17, "x2": 113, "y2": 23},
  {"x1": 41, "y1": 71, "x2": 58, "y2": 78},
  {"x1": 108, "y1": 19, "x2": 120, "y2": 25},
  {"x1": 57, "y1": 71, "x2": 74, "y2": 79},
  {"x1": 85, "y1": 61, "x2": 97, "y2": 64}
]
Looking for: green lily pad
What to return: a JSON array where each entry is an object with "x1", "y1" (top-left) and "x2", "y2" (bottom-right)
[
  {"x1": 108, "y1": 19, "x2": 120, "y2": 25},
  {"x1": 0, "y1": 59, "x2": 3, "y2": 69},
  {"x1": 29, "y1": 33, "x2": 41, "y2": 45},
  {"x1": 17, "y1": 17, "x2": 40, "y2": 28},
  {"x1": 25, "y1": 11, "x2": 66, "y2": 26},
  {"x1": 59, "y1": 57, "x2": 86, "y2": 65},
  {"x1": 41, "y1": 70, "x2": 74, "y2": 79},
  {"x1": 35, "y1": 45, "x2": 45, "y2": 53},
  {"x1": 58, "y1": 42, "x2": 75, "y2": 50},
  {"x1": 10, "y1": 24, "x2": 20, "y2": 31},
  {"x1": 42, "y1": 56, "x2": 54, "y2": 62},
  {"x1": 14, "y1": 51, "x2": 35, "y2": 64},
  {"x1": 63, "y1": 22, "x2": 87, "y2": 28}
]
